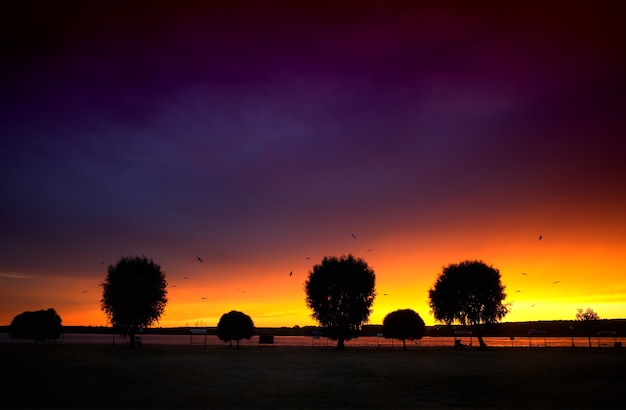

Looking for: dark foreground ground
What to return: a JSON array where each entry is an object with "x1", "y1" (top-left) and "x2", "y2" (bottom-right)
[{"x1": 1, "y1": 343, "x2": 624, "y2": 409}]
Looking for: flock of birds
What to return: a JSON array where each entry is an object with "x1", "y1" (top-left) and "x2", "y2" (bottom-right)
[
  {"x1": 83, "y1": 232, "x2": 551, "y2": 309},
  {"x1": 185, "y1": 232, "x2": 375, "y2": 300},
  {"x1": 146, "y1": 232, "x2": 375, "y2": 301},
  {"x1": 509, "y1": 234, "x2": 563, "y2": 309}
]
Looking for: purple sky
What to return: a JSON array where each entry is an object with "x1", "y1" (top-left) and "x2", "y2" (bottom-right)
[{"x1": 2, "y1": 1, "x2": 625, "y2": 326}]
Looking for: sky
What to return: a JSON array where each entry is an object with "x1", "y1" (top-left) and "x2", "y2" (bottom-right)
[{"x1": 1, "y1": 1, "x2": 625, "y2": 328}]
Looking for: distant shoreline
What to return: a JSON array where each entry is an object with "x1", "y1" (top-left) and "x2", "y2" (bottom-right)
[{"x1": 2, "y1": 318, "x2": 624, "y2": 337}]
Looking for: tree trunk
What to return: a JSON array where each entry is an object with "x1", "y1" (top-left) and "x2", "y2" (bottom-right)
[
  {"x1": 474, "y1": 324, "x2": 487, "y2": 349},
  {"x1": 236, "y1": 340, "x2": 240, "y2": 349},
  {"x1": 336, "y1": 337, "x2": 345, "y2": 350},
  {"x1": 402, "y1": 339, "x2": 407, "y2": 350},
  {"x1": 476, "y1": 334, "x2": 487, "y2": 349}
]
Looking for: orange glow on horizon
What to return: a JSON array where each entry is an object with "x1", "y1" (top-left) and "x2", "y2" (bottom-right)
[{"x1": 4, "y1": 227, "x2": 623, "y2": 329}]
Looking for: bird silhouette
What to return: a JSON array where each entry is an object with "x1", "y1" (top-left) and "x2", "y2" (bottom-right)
[
  {"x1": 552, "y1": 280, "x2": 561, "y2": 284},
  {"x1": 522, "y1": 272, "x2": 528, "y2": 275},
  {"x1": 289, "y1": 271, "x2": 293, "y2": 276},
  {"x1": 367, "y1": 248, "x2": 374, "y2": 252},
  {"x1": 539, "y1": 234, "x2": 542, "y2": 240},
  {"x1": 530, "y1": 303, "x2": 538, "y2": 307},
  {"x1": 351, "y1": 233, "x2": 357, "y2": 240},
  {"x1": 184, "y1": 276, "x2": 190, "y2": 280},
  {"x1": 81, "y1": 290, "x2": 88, "y2": 294},
  {"x1": 201, "y1": 297, "x2": 207, "y2": 300},
  {"x1": 515, "y1": 290, "x2": 521, "y2": 293},
  {"x1": 305, "y1": 257, "x2": 312, "y2": 260},
  {"x1": 171, "y1": 285, "x2": 177, "y2": 288},
  {"x1": 197, "y1": 257, "x2": 203, "y2": 263}
]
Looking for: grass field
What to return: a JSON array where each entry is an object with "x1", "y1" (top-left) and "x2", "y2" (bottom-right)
[{"x1": 1, "y1": 343, "x2": 625, "y2": 409}]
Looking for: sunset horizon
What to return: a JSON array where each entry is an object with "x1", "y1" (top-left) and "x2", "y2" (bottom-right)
[{"x1": 3, "y1": 240, "x2": 624, "y2": 329}]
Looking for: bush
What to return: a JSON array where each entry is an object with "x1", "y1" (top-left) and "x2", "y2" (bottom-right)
[
  {"x1": 9, "y1": 308, "x2": 63, "y2": 343},
  {"x1": 382, "y1": 309, "x2": 425, "y2": 349},
  {"x1": 217, "y1": 310, "x2": 255, "y2": 348}
]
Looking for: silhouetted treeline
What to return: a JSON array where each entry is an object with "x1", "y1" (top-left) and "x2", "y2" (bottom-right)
[
  {"x1": 2, "y1": 319, "x2": 625, "y2": 337},
  {"x1": 427, "y1": 319, "x2": 626, "y2": 337}
]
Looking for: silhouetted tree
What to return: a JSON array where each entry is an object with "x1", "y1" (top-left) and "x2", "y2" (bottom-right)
[
  {"x1": 9, "y1": 308, "x2": 62, "y2": 344},
  {"x1": 576, "y1": 307, "x2": 600, "y2": 348},
  {"x1": 101, "y1": 255, "x2": 167, "y2": 347},
  {"x1": 217, "y1": 310, "x2": 255, "y2": 348},
  {"x1": 382, "y1": 309, "x2": 425, "y2": 350},
  {"x1": 305, "y1": 254, "x2": 376, "y2": 349},
  {"x1": 428, "y1": 260, "x2": 508, "y2": 349}
]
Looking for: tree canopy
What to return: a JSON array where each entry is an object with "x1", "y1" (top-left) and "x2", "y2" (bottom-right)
[
  {"x1": 428, "y1": 259, "x2": 508, "y2": 349},
  {"x1": 576, "y1": 308, "x2": 600, "y2": 322},
  {"x1": 217, "y1": 310, "x2": 255, "y2": 348},
  {"x1": 101, "y1": 255, "x2": 168, "y2": 347},
  {"x1": 9, "y1": 308, "x2": 62, "y2": 344},
  {"x1": 304, "y1": 254, "x2": 376, "y2": 349},
  {"x1": 382, "y1": 309, "x2": 425, "y2": 350}
]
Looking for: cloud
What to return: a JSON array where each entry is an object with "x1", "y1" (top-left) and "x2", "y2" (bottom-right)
[{"x1": 0, "y1": 272, "x2": 32, "y2": 279}]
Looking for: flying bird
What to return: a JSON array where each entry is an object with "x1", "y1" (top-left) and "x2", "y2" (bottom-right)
[
  {"x1": 197, "y1": 257, "x2": 203, "y2": 263},
  {"x1": 539, "y1": 234, "x2": 542, "y2": 240},
  {"x1": 184, "y1": 276, "x2": 190, "y2": 280},
  {"x1": 521, "y1": 272, "x2": 528, "y2": 275},
  {"x1": 530, "y1": 303, "x2": 538, "y2": 307},
  {"x1": 515, "y1": 290, "x2": 521, "y2": 293},
  {"x1": 367, "y1": 248, "x2": 374, "y2": 252},
  {"x1": 289, "y1": 271, "x2": 293, "y2": 277},
  {"x1": 351, "y1": 233, "x2": 357, "y2": 240},
  {"x1": 171, "y1": 285, "x2": 177, "y2": 288},
  {"x1": 552, "y1": 280, "x2": 561, "y2": 284},
  {"x1": 201, "y1": 297, "x2": 207, "y2": 300},
  {"x1": 81, "y1": 290, "x2": 88, "y2": 294}
]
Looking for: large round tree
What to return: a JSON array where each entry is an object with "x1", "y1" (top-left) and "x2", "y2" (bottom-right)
[
  {"x1": 428, "y1": 259, "x2": 508, "y2": 349},
  {"x1": 101, "y1": 255, "x2": 168, "y2": 347},
  {"x1": 305, "y1": 254, "x2": 376, "y2": 349},
  {"x1": 217, "y1": 310, "x2": 255, "y2": 348},
  {"x1": 382, "y1": 309, "x2": 425, "y2": 350}
]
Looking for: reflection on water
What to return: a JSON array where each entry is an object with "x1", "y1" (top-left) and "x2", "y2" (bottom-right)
[{"x1": 1, "y1": 333, "x2": 624, "y2": 348}]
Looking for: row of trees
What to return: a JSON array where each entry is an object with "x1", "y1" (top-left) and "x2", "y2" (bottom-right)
[
  {"x1": 96, "y1": 254, "x2": 508, "y2": 349},
  {"x1": 7, "y1": 255, "x2": 602, "y2": 349},
  {"x1": 99, "y1": 256, "x2": 260, "y2": 348},
  {"x1": 7, "y1": 304, "x2": 604, "y2": 349},
  {"x1": 305, "y1": 256, "x2": 509, "y2": 349}
]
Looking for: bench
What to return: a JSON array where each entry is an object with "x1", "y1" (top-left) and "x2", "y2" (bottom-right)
[{"x1": 189, "y1": 328, "x2": 208, "y2": 346}]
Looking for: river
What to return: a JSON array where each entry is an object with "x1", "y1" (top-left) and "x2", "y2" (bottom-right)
[{"x1": 1, "y1": 332, "x2": 624, "y2": 348}]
